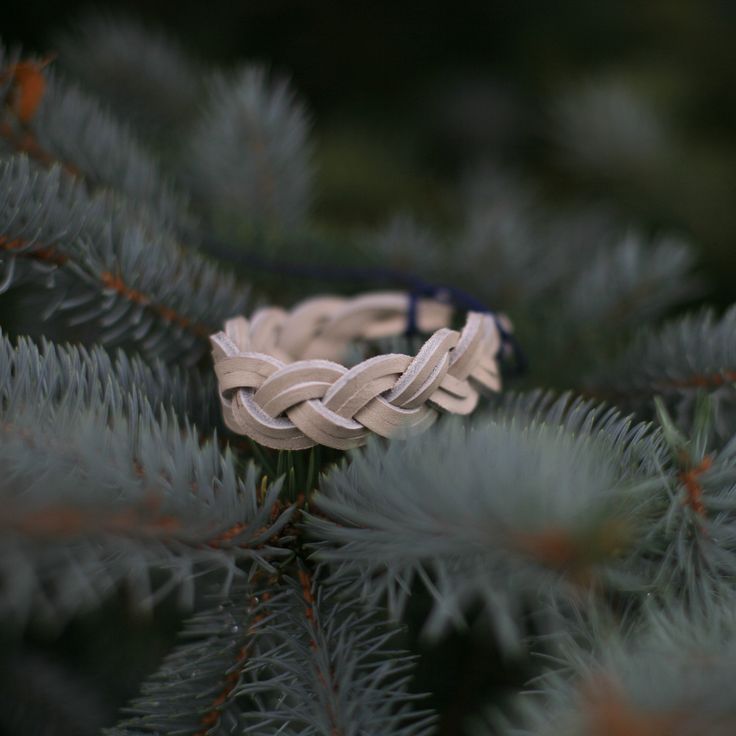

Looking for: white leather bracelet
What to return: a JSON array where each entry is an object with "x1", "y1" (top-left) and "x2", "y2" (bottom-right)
[{"x1": 210, "y1": 291, "x2": 503, "y2": 450}]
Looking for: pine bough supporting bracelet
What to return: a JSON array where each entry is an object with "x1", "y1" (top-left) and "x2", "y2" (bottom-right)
[{"x1": 210, "y1": 291, "x2": 503, "y2": 450}]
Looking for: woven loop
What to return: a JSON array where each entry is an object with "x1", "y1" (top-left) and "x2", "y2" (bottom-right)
[{"x1": 211, "y1": 291, "x2": 503, "y2": 450}]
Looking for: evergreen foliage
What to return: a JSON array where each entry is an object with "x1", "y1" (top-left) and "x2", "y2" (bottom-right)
[
  {"x1": 1, "y1": 11, "x2": 736, "y2": 736},
  {"x1": 308, "y1": 408, "x2": 661, "y2": 647},
  {"x1": 362, "y1": 171, "x2": 700, "y2": 384},
  {"x1": 0, "y1": 44, "x2": 189, "y2": 230},
  {"x1": 0, "y1": 156, "x2": 248, "y2": 362},
  {"x1": 480, "y1": 599, "x2": 736, "y2": 736},
  {"x1": 185, "y1": 66, "x2": 313, "y2": 231},
  {"x1": 111, "y1": 567, "x2": 434, "y2": 736},
  {"x1": 588, "y1": 307, "x2": 736, "y2": 440},
  {"x1": 0, "y1": 332, "x2": 290, "y2": 627},
  {"x1": 55, "y1": 15, "x2": 205, "y2": 149}
]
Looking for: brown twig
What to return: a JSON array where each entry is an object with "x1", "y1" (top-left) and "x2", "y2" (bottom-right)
[
  {"x1": 298, "y1": 564, "x2": 342, "y2": 736},
  {"x1": 0, "y1": 234, "x2": 68, "y2": 267},
  {"x1": 2, "y1": 58, "x2": 213, "y2": 341},
  {"x1": 583, "y1": 677, "x2": 681, "y2": 736},
  {"x1": 1, "y1": 420, "x2": 288, "y2": 550},
  {"x1": 3, "y1": 503, "x2": 181, "y2": 538},
  {"x1": 510, "y1": 519, "x2": 631, "y2": 588},
  {"x1": 193, "y1": 586, "x2": 272, "y2": 736},
  {"x1": 99, "y1": 270, "x2": 210, "y2": 337},
  {"x1": 678, "y1": 454, "x2": 713, "y2": 518},
  {"x1": 0, "y1": 233, "x2": 211, "y2": 339}
]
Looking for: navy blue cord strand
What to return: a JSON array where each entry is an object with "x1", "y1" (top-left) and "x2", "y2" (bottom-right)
[
  {"x1": 405, "y1": 288, "x2": 421, "y2": 338},
  {"x1": 200, "y1": 233, "x2": 527, "y2": 377}
]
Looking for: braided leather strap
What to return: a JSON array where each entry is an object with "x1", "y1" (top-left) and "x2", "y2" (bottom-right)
[{"x1": 210, "y1": 291, "x2": 502, "y2": 450}]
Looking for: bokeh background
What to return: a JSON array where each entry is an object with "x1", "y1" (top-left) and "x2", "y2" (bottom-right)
[
  {"x1": 7, "y1": 0, "x2": 736, "y2": 302},
  {"x1": 3, "y1": 1, "x2": 736, "y2": 734}
]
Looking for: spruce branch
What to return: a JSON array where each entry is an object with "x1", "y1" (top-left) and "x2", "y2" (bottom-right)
[
  {"x1": 588, "y1": 307, "x2": 736, "y2": 396},
  {"x1": 492, "y1": 391, "x2": 668, "y2": 475},
  {"x1": 107, "y1": 581, "x2": 275, "y2": 736},
  {"x1": 110, "y1": 565, "x2": 434, "y2": 736},
  {"x1": 360, "y1": 171, "x2": 698, "y2": 385},
  {"x1": 453, "y1": 171, "x2": 617, "y2": 308},
  {"x1": 360, "y1": 172, "x2": 608, "y2": 308},
  {"x1": 185, "y1": 65, "x2": 313, "y2": 231},
  {"x1": 235, "y1": 563, "x2": 436, "y2": 736},
  {"x1": 587, "y1": 307, "x2": 736, "y2": 439},
  {"x1": 0, "y1": 44, "x2": 189, "y2": 230},
  {"x1": 484, "y1": 599, "x2": 736, "y2": 736},
  {"x1": 487, "y1": 393, "x2": 736, "y2": 607},
  {"x1": 633, "y1": 397, "x2": 736, "y2": 604},
  {"x1": 556, "y1": 231, "x2": 697, "y2": 331},
  {"x1": 308, "y1": 409, "x2": 663, "y2": 649},
  {"x1": 0, "y1": 332, "x2": 292, "y2": 627},
  {"x1": 0, "y1": 156, "x2": 248, "y2": 363},
  {"x1": 494, "y1": 393, "x2": 736, "y2": 609},
  {"x1": 55, "y1": 14, "x2": 206, "y2": 148},
  {"x1": 367, "y1": 170, "x2": 697, "y2": 327},
  {"x1": 1, "y1": 331, "x2": 219, "y2": 435}
]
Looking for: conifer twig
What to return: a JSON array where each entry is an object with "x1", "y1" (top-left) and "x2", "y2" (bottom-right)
[{"x1": 0, "y1": 156, "x2": 248, "y2": 362}]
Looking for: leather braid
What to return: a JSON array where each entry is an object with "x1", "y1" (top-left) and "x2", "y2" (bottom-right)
[{"x1": 210, "y1": 291, "x2": 502, "y2": 450}]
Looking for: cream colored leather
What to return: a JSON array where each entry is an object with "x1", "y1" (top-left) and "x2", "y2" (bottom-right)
[{"x1": 210, "y1": 291, "x2": 502, "y2": 450}]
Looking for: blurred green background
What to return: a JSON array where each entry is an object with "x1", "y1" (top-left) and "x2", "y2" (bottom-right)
[{"x1": 6, "y1": 0, "x2": 736, "y2": 304}]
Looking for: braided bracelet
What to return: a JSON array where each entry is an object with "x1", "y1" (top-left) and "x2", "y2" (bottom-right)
[{"x1": 210, "y1": 291, "x2": 503, "y2": 450}]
